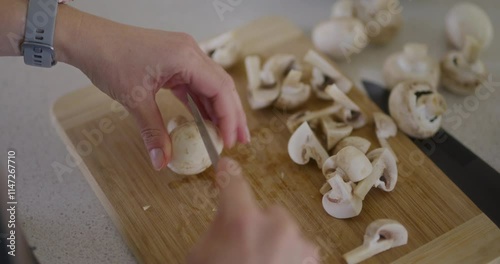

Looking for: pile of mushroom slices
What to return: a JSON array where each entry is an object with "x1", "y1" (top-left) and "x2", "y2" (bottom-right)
[
  {"x1": 243, "y1": 50, "x2": 353, "y2": 111},
  {"x1": 199, "y1": 31, "x2": 241, "y2": 70},
  {"x1": 313, "y1": 0, "x2": 403, "y2": 61}
]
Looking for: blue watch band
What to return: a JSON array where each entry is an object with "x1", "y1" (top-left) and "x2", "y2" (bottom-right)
[{"x1": 22, "y1": 0, "x2": 59, "y2": 68}]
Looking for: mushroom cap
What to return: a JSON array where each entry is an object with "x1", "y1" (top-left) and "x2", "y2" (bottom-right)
[
  {"x1": 320, "y1": 117, "x2": 353, "y2": 150},
  {"x1": 312, "y1": 18, "x2": 368, "y2": 60},
  {"x1": 440, "y1": 44, "x2": 487, "y2": 95},
  {"x1": 366, "y1": 148, "x2": 398, "y2": 191},
  {"x1": 167, "y1": 121, "x2": 224, "y2": 175},
  {"x1": 322, "y1": 175, "x2": 362, "y2": 219},
  {"x1": 446, "y1": 2, "x2": 493, "y2": 50},
  {"x1": 331, "y1": 0, "x2": 354, "y2": 18},
  {"x1": 353, "y1": 0, "x2": 403, "y2": 45},
  {"x1": 383, "y1": 43, "x2": 440, "y2": 89},
  {"x1": 373, "y1": 112, "x2": 397, "y2": 139},
  {"x1": 288, "y1": 122, "x2": 329, "y2": 168},
  {"x1": 274, "y1": 70, "x2": 311, "y2": 111},
  {"x1": 333, "y1": 136, "x2": 371, "y2": 155},
  {"x1": 323, "y1": 146, "x2": 373, "y2": 182},
  {"x1": 389, "y1": 81, "x2": 447, "y2": 139},
  {"x1": 364, "y1": 219, "x2": 408, "y2": 247}
]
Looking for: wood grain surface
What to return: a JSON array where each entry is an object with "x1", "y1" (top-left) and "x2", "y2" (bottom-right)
[{"x1": 51, "y1": 17, "x2": 500, "y2": 263}]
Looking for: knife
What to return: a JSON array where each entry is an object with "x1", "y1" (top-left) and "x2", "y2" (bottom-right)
[
  {"x1": 362, "y1": 80, "x2": 500, "y2": 227},
  {"x1": 187, "y1": 94, "x2": 220, "y2": 169}
]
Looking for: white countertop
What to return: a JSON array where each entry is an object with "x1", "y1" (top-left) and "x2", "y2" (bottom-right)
[{"x1": 0, "y1": 0, "x2": 498, "y2": 263}]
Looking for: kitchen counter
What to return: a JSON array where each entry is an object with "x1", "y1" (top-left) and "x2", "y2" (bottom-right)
[{"x1": 0, "y1": 0, "x2": 498, "y2": 263}]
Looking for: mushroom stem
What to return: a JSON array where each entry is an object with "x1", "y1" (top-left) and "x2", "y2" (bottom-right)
[
  {"x1": 320, "y1": 182, "x2": 332, "y2": 195},
  {"x1": 376, "y1": 136, "x2": 398, "y2": 163},
  {"x1": 353, "y1": 151, "x2": 388, "y2": 200},
  {"x1": 286, "y1": 104, "x2": 343, "y2": 132},
  {"x1": 244, "y1": 56, "x2": 262, "y2": 91},
  {"x1": 417, "y1": 93, "x2": 447, "y2": 118},
  {"x1": 343, "y1": 240, "x2": 394, "y2": 264},
  {"x1": 462, "y1": 35, "x2": 481, "y2": 63}
]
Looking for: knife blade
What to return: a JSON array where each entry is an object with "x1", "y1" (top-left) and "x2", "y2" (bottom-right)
[
  {"x1": 362, "y1": 79, "x2": 500, "y2": 227},
  {"x1": 187, "y1": 94, "x2": 220, "y2": 169}
]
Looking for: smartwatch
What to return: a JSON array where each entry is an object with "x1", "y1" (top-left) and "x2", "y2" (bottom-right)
[{"x1": 21, "y1": 0, "x2": 59, "y2": 68}]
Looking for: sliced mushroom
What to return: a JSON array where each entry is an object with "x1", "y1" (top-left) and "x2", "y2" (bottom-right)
[
  {"x1": 325, "y1": 85, "x2": 367, "y2": 129},
  {"x1": 245, "y1": 56, "x2": 280, "y2": 109},
  {"x1": 333, "y1": 136, "x2": 371, "y2": 155},
  {"x1": 322, "y1": 174, "x2": 362, "y2": 219},
  {"x1": 200, "y1": 32, "x2": 240, "y2": 69},
  {"x1": 320, "y1": 116, "x2": 353, "y2": 150},
  {"x1": 446, "y1": 2, "x2": 493, "y2": 50},
  {"x1": 322, "y1": 146, "x2": 373, "y2": 182},
  {"x1": 288, "y1": 122, "x2": 329, "y2": 169},
  {"x1": 373, "y1": 112, "x2": 398, "y2": 162},
  {"x1": 331, "y1": 0, "x2": 354, "y2": 18},
  {"x1": 312, "y1": 17, "x2": 368, "y2": 61},
  {"x1": 354, "y1": 148, "x2": 398, "y2": 200},
  {"x1": 353, "y1": 0, "x2": 403, "y2": 45},
  {"x1": 304, "y1": 49, "x2": 353, "y2": 99},
  {"x1": 383, "y1": 43, "x2": 440, "y2": 90},
  {"x1": 168, "y1": 120, "x2": 224, "y2": 175},
  {"x1": 273, "y1": 70, "x2": 311, "y2": 111},
  {"x1": 286, "y1": 104, "x2": 343, "y2": 132},
  {"x1": 389, "y1": 81, "x2": 447, "y2": 139},
  {"x1": 260, "y1": 54, "x2": 302, "y2": 87},
  {"x1": 441, "y1": 36, "x2": 487, "y2": 95},
  {"x1": 343, "y1": 219, "x2": 408, "y2": 264}
]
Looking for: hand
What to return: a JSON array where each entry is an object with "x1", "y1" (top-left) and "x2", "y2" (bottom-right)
[
  {"x1": 187, "y1": 158, "x2": 319, "y2": 264},
  {"x1": 58, "y1": 8, "x2": 249, "y2": 170}
]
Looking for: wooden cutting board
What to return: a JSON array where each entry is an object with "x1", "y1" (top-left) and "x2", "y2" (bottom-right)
[{"x1": 51, "y1": 17, "x2": 500, "y2": 263}]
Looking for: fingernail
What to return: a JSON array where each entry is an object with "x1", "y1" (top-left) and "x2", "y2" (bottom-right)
[
  {"x1": 245, "y1": 127, "x2": 251, "y2": 143},
  {"x1": 149, "y1": 148, "x2": 165, "y2": 171}
]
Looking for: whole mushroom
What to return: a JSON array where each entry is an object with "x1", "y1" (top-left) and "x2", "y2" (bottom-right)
[
  {"x1": 389, "y1": 81, "x2": 447, "y2": 139},
  {"x1": 353, "y1": 0, "x2": 403, "y2": 45},
  {"x1": 167, "y1": 118, "x2": 224, "y2": 175},
  {"x1": 312, "y1": 17, "x2": 368, "y2": 61},
  {"x1": 331, "y1": 0, "x2": 354, "y2": 18},
  {"x1": 383, "y1": 43, "x2": 441, "y2": 90},
  {"x1": 446, "y1": 2, "x2": 493, "y2": 50},
  {"x1": 343, "y1": 219, "x2": 408, "y2": 264},
  {"x1": 441, "y1": 36, "x2": 487, "y2": 95}
]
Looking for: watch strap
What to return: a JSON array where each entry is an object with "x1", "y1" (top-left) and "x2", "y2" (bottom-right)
[{"x1": 22, "y1": 0, "x2": 59, "y2": 68}]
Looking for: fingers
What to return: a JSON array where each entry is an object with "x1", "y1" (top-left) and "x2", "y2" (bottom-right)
[
  {"x1": 128, "y1": 96, "x2": 171, "y2": 171},
  {"x1": 215, "y1": 157, "x2": 257, "y2": 218}
]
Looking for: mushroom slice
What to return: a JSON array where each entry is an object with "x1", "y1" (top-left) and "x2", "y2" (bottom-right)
[
  {"x1": 446, "y1": 2, "x2": 493, "y2": 50},
  {"x1": 286, "y1": 104, "x2": 343, "y2": 132},
  {"x1": 200, "y1": 32, "x2": 240, "y2": 69},
  {"x1": 389, "y1": 81, "x2": 447, "y2": 139},
  {"x1": 441, "y1": 36, "x2": 487, "y2": 95},
  {"x1": 325, "y1": 85, "x2": 367, "y2": 129},
  {"x1": 383, "y1": 43, "x2": 441, "y2": 90},
  {"x1": 304, "y1": 49, "x2": 353, "y2": 99},
  {"x1": 245, "y1": 56, "x2": 280, "y2": 109},
  {"x1": 354, "y1": 148, "x2": 398, "y2": 200},
  {"x1": 312, "y1": 18, "x2": 368, "y2": 61},
  {"x1": 373, "y1": 112, "x2": 398, "y2": 162},
  {"x1": 343, "y1": 219, "x2": 408, "y2": 264},
  {"x1": 333, "y1": 136, "x2": 371, "y2": 155},
  {"x1": 322, "y1": 174, "x2": 362, "y2": 219},
  {"x1": 322, "y1": 146, "x2": 372, "y2": 182},
  {"x1": 260, "y1": 54, "x2": 301, "y2": 87},
  {"x1": 168, "y1": 120, "x2": 224, "y2": 175},
  {"x1": 288, "y1": 122, "x2": 329, "y2": 168},
  {"x1": 320, "y1": 117, "x2": 353, "y2": 150},
  {"x1": 353, "y1": 0, "x2": 403, "y2": 45},
  {"x1": 273, "y1": 70, "x2": 311, "y2": 111}
]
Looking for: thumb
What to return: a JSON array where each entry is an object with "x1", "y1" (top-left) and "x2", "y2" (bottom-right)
[{"x1": 128, "y1": 96, "x2": 171, "y2": 171}]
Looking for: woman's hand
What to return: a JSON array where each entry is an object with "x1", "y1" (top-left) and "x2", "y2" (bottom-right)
[
  {"x1": 57, "y1": 7, "x2": 249, "y2": 170},
  {"x1": 187, "y1": 158, "x2": 319, "y2": 264}
]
